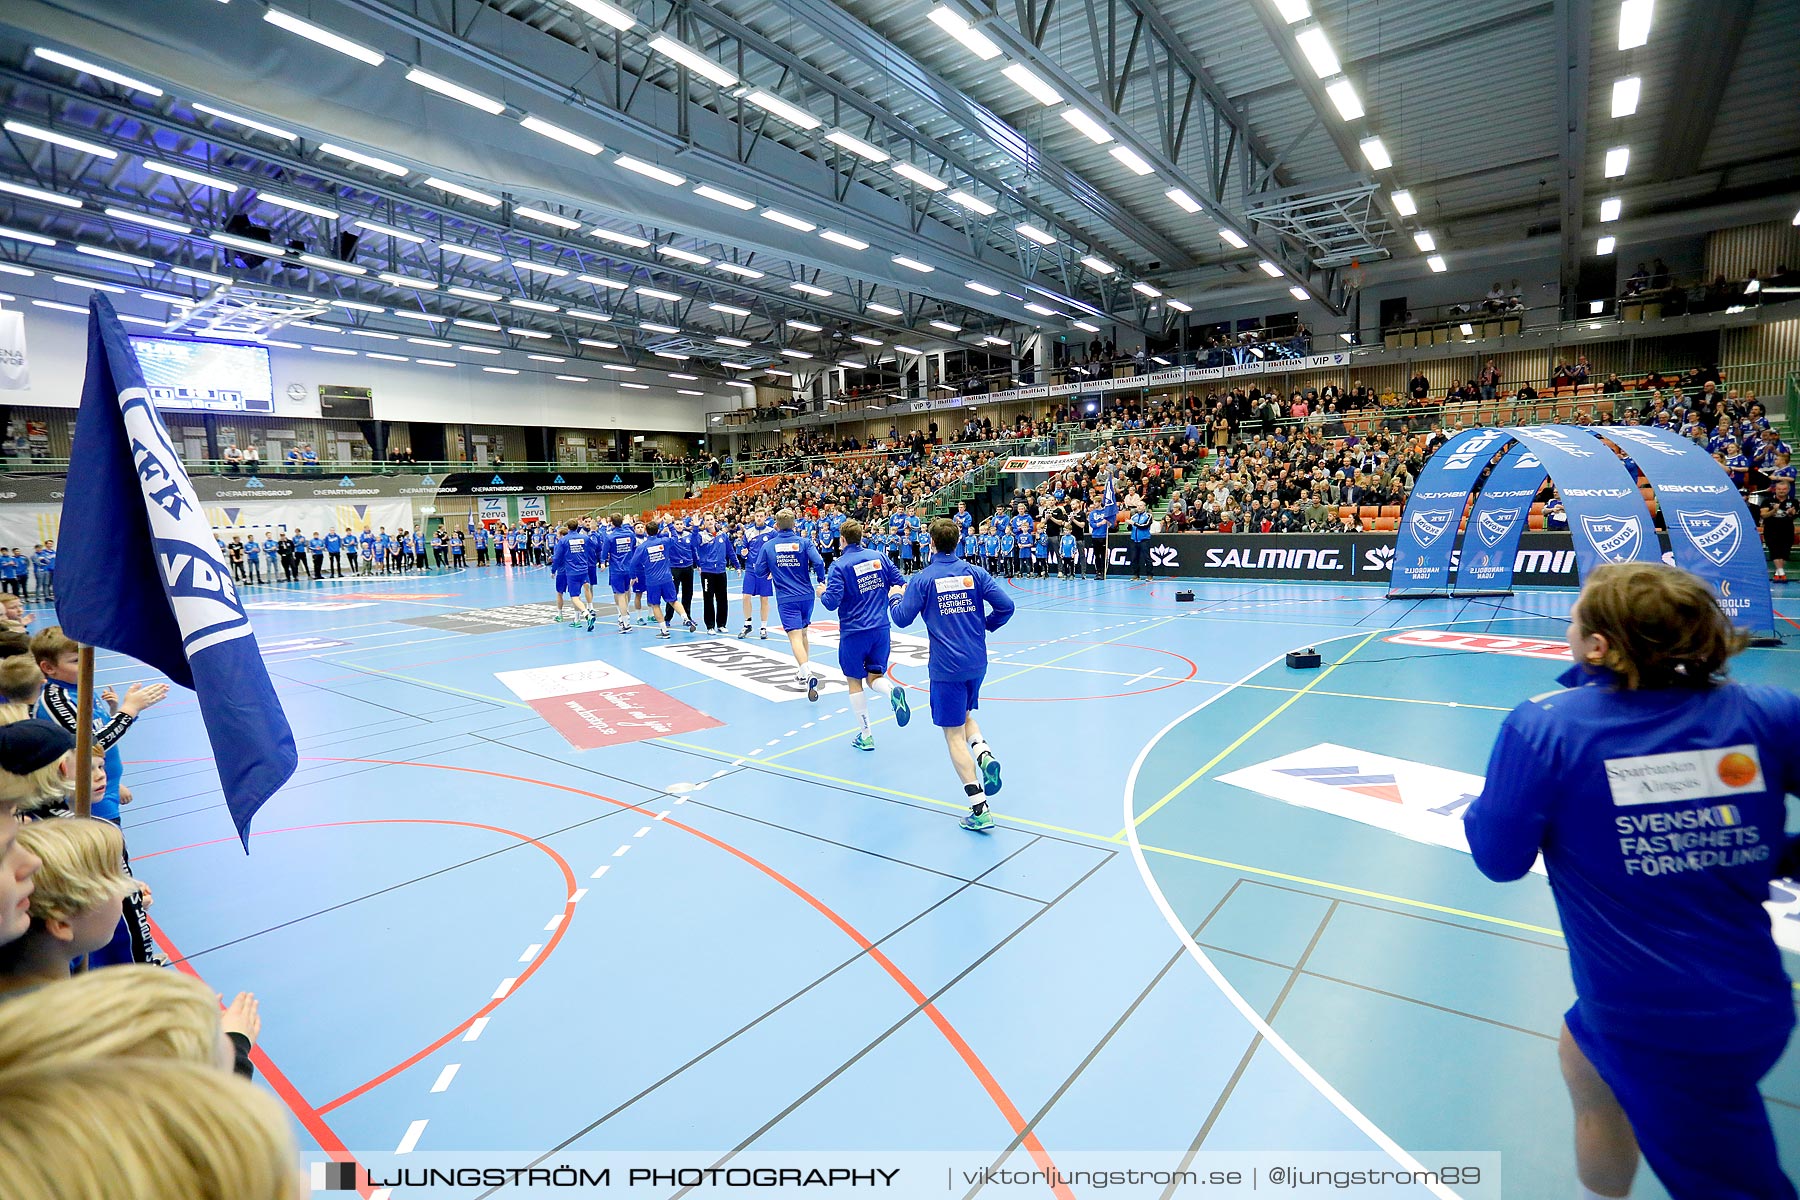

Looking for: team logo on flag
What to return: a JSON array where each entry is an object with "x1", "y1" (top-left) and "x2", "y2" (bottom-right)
[
  {"x1": 1578, "y1": 513, "x2": 1643, "y2": 563},
  {"x1": 123, "y1": 393, "x2": 252, "y2": 658},
  {"x1": 1675, "y1": 509, "x2": 1742, "y2": 566},
  {"x1": 1407, "y1": 508, "x2": 1456, "y2": 547},
  {"x1": 1475, "y1": 508, "x2": 1518, "y2": 547}
]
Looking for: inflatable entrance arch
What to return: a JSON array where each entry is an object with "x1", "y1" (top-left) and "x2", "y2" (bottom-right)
[{"x1": 1389, "y1": 425, "x2": 1774, "y2": 636}]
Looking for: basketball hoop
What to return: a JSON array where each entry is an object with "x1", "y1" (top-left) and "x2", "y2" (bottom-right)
[{"x1": 1343, "y1": 260, "x2": 1366, "y2": 293}]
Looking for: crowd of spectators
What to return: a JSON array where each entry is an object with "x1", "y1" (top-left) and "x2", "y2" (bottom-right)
[{"x1": 1622, "y1": 260, "x2": 1800, "y2": 314}]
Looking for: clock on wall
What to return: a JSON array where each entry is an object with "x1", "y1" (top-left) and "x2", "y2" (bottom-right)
[{"x1": 286, "y1": 382, "x2": 307, "y2": 401}]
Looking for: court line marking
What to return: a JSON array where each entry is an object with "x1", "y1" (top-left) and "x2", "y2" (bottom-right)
[
  {"x1": 1122, "y1": 631, "x2": 1382, "y2": 834},
  {"x1": 1119, "y1": 630, "x2": 1464, "y2": 1200}
]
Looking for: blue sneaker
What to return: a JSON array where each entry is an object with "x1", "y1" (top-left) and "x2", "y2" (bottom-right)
[
  {"x1": 890, "y1": 686, "x2": 911, "y2": 727},
  {"x1": 586, "y1": 610, "x2": 597, "y2": 631},
  {"x1": 977, "y1": 750, "x2": 1002, "y2": 797},
  {"x1": 806, "y1": 671, "x2": 820, "y2": 702},
  {"x1": 960, "y1": 809, "x2": 996, "y2": 834},
  {"x1": 851, "y1": 732, "x2": 875, "y2": 752}
]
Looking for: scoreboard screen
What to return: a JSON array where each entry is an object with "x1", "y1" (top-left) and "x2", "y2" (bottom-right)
[{"x1": 127, "y1": 336, "x2": 275, "y2": 413}]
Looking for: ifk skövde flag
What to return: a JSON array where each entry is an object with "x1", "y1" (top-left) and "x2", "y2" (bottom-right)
[{"x1": 54, "y1": 296, "x2": 296, "y2": 847}]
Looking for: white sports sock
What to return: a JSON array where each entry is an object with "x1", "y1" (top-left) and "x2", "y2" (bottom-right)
[
  {"x1": 1580, "y1": 1186, "x2": 1630, "y2": 1200},
  {"x1": 848, "y1": 688, "x2": 870, "y2": 733},
  {"x1": 866, "y1": 675, "x2": 894, "y2": 697},
  {"x1": 969, "y1": 738, "x2": 991, "y2": 759}
]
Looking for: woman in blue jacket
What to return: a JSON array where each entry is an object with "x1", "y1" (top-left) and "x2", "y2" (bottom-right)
[{"x1": 1467, "y1": 563, "x2": 1799, "y2": 1200}]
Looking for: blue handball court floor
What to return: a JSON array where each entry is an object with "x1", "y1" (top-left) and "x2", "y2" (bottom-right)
[{"x1": 75, "y1": 563, "x2": 1800, "y2": 1198}]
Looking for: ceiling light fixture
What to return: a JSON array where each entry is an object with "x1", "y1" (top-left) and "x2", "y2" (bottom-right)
[
  {"x1": 515, "y1": 207, "x2": 582, "y2": 230},
  {"x1": 825, "y1": 130, "x2": 890, "y2": 162},
  {"x1": 423, "y1": 176, "x2": 502, "y2": 206},
  {"x1": 647, "y1": 36, "x2": 739, "y2": 86},
  {"x1": 892, "y1": 163, "x2": 949, "y2": 191},
  {"x1": 1060, "y1": 108, "x2": 1114, "y2": 144},
  {"x1": 30, "y1": 48, "x2": 164, "y2": 95},
  {"x1": 744, "y1": 90, "x2": 821, "y2": 130},
  {"x1": 319, "y1": 143, "x2": 407, "y2": 175},
  {"x1": 517, "y1": 116, "x2": 602, "y2": 156},
  {"x1": 403, "y1": 68, "x2": 505, "y2": 114},
  {"x1": 263, "y1": 9, "x2": 385, "y2": 64}
]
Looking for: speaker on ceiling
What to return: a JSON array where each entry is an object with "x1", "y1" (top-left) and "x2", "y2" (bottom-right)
[{"x1": 222, "y1": 212, "x2": 272, "y2": 269}]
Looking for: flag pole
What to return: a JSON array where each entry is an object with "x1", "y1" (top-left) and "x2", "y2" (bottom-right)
[{"x1": 73, "y1": 644, "x2": 94, "y2": 818}]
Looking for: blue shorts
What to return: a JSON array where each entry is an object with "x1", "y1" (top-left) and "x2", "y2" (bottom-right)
[
  {"x1": 554, "y1": 574, "x2": 567, "y2": 596},
  {"x1": 645, "y1": 580, "x2": 677, "y2": 606},
  {"x1": 744, "y1": 572, "x2": 773, "y2": 597},
  {"x1": 559, "y1": 572, "x2": 587, "y2": 596},
  {"x1": 631, "y1": 576, "x2": 645, "y2": 595},
  {"x1": 929, "y1": 676, "x2": 982, "y2": 728},
  {"x1": 776, "y1": 596, "x2": 814, "y2": 632},
  {"x1": 837, "y1": 627, "x2": 890, "y2": 680},
  {"x1": 608, "y1": 572, "x2": 633, "y2": 596},
  {"x1": 1566, "y1": 1004, "x2": 1796, "y2": 1200}
]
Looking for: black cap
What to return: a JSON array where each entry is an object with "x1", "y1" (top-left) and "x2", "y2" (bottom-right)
[{"x1": 0, "y1": 720, "x2": 75, "y2": 776}]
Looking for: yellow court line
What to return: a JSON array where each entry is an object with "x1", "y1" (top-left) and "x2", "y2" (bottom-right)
[
  {"x1": 351, "y1": 664, "x2": 529, "y2": 709},
  {"x1": 1120, "y1": 629, "x2": 1383, "y2": 837},
  {"x1": 353, "y1": 634, "x2": 1559, "y2": 941},
  {"x1": 659, "y1": 736, "x2": 1562, "y2": 938},
  {"x1": 1134, "y1": 842, "x2": 1565, "y2": 939}
]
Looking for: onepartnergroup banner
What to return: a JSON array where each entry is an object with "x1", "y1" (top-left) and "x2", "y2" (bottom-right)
[{"x1": 305, "y1": 1150, "x2": 1502, "y2": 1198}]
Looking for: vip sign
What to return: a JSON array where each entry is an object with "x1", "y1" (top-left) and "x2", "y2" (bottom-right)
[
  {"x1": 1221, "y1": 742, "x2": 1800, "y2": 953},
  {"x1": 493, "y1": 659, "x2": 720, "y2": 749}
]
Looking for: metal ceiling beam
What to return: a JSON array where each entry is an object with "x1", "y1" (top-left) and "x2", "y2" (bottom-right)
[
  {"x1": 685, "y1": 0, "x2": 1194, "y2": 273},
  {"x1": 0, "y1": 71, "x2": 983, "y2": 365},
  {"x1": 1650, "y1": 0, "x2": 1754, "y2": 182},
  {"x1": 1555, "y1": 0, "x2": 1591, "y2": 318},
  {"x1": 960, "y1": 6, "x2": 1338, "y2": 312},
  {"x1": 1245, "y1": 1, "x2": 1406, "y2": 259},
  {"x1": 1, "y1": 0, "x2": 1107, "y2": 337}
]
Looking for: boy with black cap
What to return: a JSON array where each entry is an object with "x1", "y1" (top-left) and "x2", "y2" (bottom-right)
[{"x1": 0, "y1": 721, "x2": 75, "y2": 950}]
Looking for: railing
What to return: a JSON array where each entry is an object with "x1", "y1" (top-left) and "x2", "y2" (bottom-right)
[
  {"x1": 718, "y1": 295, "x2": 1800, "y2": 433},
  {"x1": 0, "y1": 458, "x2": 699, "y2": 481}
]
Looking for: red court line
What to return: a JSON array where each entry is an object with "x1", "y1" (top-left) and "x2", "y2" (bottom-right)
[
  {"x1": 151, "y1": 757, "x2": 1074, "y2": 1198},
  {"x1": 140, "y1": 816, "x2": 581, "y2": 1117},
  {"x1": 148, "y1": 915, "x2": 375, "y2": 1199},
  {"x1": 1776, "y1": 610, "x2": 1800, "y2": 632}
]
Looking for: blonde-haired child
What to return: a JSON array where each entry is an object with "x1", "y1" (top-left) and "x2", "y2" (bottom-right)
[
  {"x1": 0, "y1": 1059, "x2": 301, "y2": 1200},
  {"x1": 0, "y1": 817, "x2": 138, "y2": 996}
]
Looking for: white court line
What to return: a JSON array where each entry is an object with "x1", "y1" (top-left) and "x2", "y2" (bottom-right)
[
  {"x1": 544, "y1": 914, "x2": 564, "y2": 931},
  {"x1": 429, "y1": 1064, "x2": 460, "y2": 1093},
  {"x1": 395, "y1": 1119, "x2": 429, "y2": 1155},
  {"x1": 613, "y1": 844, "x2": 632, "y2": 857},
  {"x1": 462, "y1": 1017, "x2": 490, "y2": 1042},
  {"x1": 634, "y1": 826, "x2": 651, "y2": 838},
  {"x1": 1122, "y1": 666, "x2": 1161, "y2": 687},
  {"x1": 590, "y1": 865, "x2": 610, "y2": 880},
  {"x1": 1119, "y1": 630, "x2": 1463, "y2": 1200},
  {"x1": 491, "y1": 978, "x2": 516, "y2": 1000},
  {"x1": 518, "y1": 944, "x2": 541, "y2": 963},
  {"x1": 569, "y1": 888, "x2": 588, "y2": 903}
]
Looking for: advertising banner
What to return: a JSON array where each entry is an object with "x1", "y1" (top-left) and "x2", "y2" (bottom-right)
[
  {"x1": 0, "y1": 310, "x2": 28, "y2": 391},
  {"x1": 1453, "y1": 442, "x2": 1544, "y2": 593},
  {"x1": 494, "y1": 660, "x2": 721, "y2": 750},
  {"x1": 1103, "y1": 531, "x2": 1654, "y2": 585},
  {"x1": 430, "y1": 470, "x2": 654, "y2": 496},
  {"x1": 1591, "y1": 424, "x2": 1774, "y2": 633},
  {"x1": 998, "y1": 452, "x2": 1088, "y2": 473},
  {"x1": 1506, "y1": 426, "x2": 1659, "y2": 576},
  {"x1": 1388, "y1": 428, "x2": 1513, "y2": 593}
]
